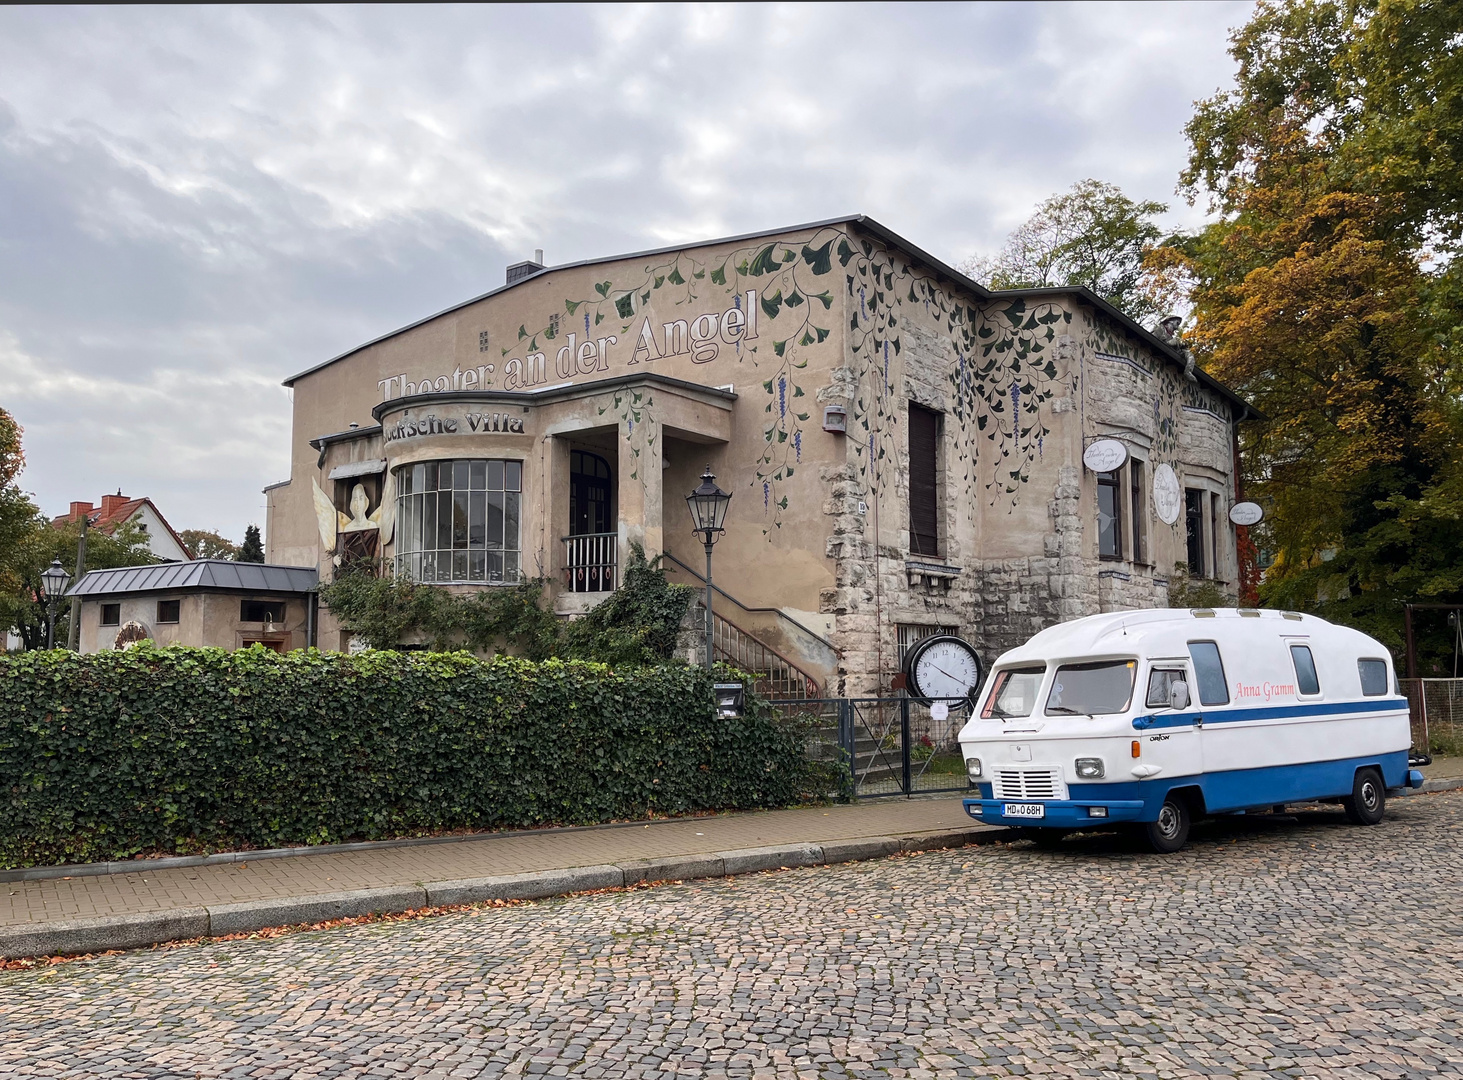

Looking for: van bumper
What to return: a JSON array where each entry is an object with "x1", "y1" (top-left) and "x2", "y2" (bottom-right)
[{"x1": 963, "y1": 798, "x2": 1148, "y2": 828}]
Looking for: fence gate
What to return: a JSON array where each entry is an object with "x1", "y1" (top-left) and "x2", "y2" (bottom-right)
[{"x1": 779, "y1": 696, "x2": 974, "y2": 798}]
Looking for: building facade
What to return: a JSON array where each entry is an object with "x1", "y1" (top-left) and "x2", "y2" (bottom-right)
[
  {"x1": 54, "y1": 493, "x2": 193, "y2": 563},
  {"x1": 266, "y1": 216, "x2": 1251, "y2": 695}
]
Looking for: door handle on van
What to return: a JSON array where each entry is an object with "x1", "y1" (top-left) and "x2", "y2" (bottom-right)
[{"x1": 1194, "y1": 715, "x2": 1203, "y2": 729}]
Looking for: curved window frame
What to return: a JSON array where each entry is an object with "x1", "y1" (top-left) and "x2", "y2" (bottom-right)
[{"x1": 393, "y1": 459, "x2": 523, "y2": 584}]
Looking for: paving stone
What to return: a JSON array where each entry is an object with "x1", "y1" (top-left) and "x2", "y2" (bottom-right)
[{"x1": 3, "y1": 794, "x2": 1462, "y2": 1079}]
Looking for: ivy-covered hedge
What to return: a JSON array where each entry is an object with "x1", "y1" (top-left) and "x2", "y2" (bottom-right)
[{"x1": 0, "y1": 646, "x2": 830, "y2": 868}]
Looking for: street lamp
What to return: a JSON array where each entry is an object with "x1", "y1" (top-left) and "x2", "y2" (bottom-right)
[
  {"x1": 39, "y1": 559, "x2": 71, "y2": 650},
  {"x1": 686, "y1": 465, "x2": 732, "y2": 672}
]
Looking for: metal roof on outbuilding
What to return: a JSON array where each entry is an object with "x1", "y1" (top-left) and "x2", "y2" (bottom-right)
[{"x1": 68, "y1": 560, "x2": 318, "y2": 598}]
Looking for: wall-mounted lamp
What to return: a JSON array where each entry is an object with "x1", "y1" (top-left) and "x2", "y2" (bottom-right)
[{"x1": 822, "y1": 405, "x2": 847, "y2": 434}]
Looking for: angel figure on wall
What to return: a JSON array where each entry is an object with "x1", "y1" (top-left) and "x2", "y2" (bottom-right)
[{"x1": 313, "y1": 473, "x2": 395, "y2": 575}]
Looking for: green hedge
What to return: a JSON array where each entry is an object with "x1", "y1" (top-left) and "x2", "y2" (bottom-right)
[{"x1": 0, "y1": 646, "x2": 830, "y2": 868}]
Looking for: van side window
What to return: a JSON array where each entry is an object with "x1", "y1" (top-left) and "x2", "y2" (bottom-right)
[
  {"x1": 1146, "y1": 668, "x2": 1186, "y2": 708},
  {"x1": 1291, "y1": 645, "x2": 1321, "y2": 695},
  {"x1": 1186, "y1": 641, "x2": 1229, "y2": 706},
  {"x1": 1357, "y1": 659, "x2": 1387, "y2": 697}
]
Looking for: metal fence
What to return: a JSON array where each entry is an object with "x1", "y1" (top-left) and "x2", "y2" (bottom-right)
[
  {"x1": 772, "y1": 696, "x2": 974, "y2": 799},
  {"x1": 1400, "y1": 678, "x2": 1463, "y2": 757}
]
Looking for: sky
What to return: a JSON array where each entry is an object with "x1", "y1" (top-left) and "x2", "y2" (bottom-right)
[{"x1": 0, "y1": 2, "x2": 1253, "y2": 544}]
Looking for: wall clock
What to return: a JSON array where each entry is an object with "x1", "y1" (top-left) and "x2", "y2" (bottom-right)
[{"x1": 903, "y1": 634, "x2": 984, "y2": 704}]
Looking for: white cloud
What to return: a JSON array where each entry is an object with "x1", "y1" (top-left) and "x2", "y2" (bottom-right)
[{"x1": 0, "y1": 1, "x2": 1252, "y2": 541}]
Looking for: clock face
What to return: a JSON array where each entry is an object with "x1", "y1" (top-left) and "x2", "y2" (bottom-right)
[{"x1": 907, "y1": 635, "x2": 983, "y2": 702}]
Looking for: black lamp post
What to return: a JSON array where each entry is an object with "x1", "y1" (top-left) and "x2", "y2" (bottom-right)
[
  {"x1": 40, "y1": 559, "x2": 71, "y2": 650},
  {"x1": 686, "y1": 465, "x2": 732, "y2": 671}
]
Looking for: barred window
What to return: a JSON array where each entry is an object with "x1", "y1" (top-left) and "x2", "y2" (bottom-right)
[{"x1": 394, "y1": 459, "x2": 522, "y2": 583}]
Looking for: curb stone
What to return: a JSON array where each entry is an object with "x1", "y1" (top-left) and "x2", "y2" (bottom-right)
[{"x1": 0, "y1": 826, "x2": 1000, "y2": 961}]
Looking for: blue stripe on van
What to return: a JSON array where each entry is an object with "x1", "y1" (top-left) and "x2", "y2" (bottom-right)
[{"x1": 1132, "y1": 697, "x2": 1407, "y2": 731}]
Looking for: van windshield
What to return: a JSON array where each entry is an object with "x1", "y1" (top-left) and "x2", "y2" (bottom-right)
[
  {"x1": 1046, "y1": 660, "x2": 1137, "y2": 716},
  {"x1": 982, "y1": 666, "x2": 1046, "y2": 718}
]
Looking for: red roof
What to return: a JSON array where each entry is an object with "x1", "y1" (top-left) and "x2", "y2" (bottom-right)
[{"x1": 52, "y1": 494, "x2": 194, "y2": 559}]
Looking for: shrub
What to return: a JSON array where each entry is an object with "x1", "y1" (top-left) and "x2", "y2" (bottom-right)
[{"x1": 0, "y1": 645, "x2": 828, "y2": 868}]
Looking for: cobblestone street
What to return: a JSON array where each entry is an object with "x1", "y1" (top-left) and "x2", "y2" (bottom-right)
[{"x1": 4, "y1": 792, "x2": 1460, "y2": 1079}]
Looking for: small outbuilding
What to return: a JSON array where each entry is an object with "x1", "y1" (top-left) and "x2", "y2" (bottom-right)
[{"x1": 69, "y1": 560, "x2": 318, "y2": 653}]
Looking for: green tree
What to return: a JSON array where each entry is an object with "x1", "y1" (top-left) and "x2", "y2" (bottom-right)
[
  {"x1": 179, "y1": 529, "x2": 239, "y2": 560},
  {"x1": 1167, "y1": 0, "x2": 1463, "y2": 669},
  {"x1": 0, "y1": 408, "x2": 46, "y2": 646},
  {"x1": 963, "y1": 179, "x2": 1169, "y2": 322},
  {"x1": 238, "y1": 524, "x2": 265, "y2": 563}
]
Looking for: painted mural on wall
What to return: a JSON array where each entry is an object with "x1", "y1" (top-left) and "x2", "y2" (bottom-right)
[
  {"x1": 474, "y1": 227, "x2": 849, "y2": 532},
  {"x1": 837, "y1": 233, "x2": 1066, "y2": 516}
]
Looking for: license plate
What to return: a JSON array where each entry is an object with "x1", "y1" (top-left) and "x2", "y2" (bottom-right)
[{"x1": 1004, "y1": 802, "x2": 1045, "y2": 819}]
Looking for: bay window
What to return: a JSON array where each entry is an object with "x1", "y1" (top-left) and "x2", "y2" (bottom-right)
[{"x1": 394, "y1": 459, "x2": 522, "y2": 583}]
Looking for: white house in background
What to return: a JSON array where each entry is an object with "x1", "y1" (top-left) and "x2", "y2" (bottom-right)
[{"x1": 52, "y1": 492, "x2": 193, "y2": 563}]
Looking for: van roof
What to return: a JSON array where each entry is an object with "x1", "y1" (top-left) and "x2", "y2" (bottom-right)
[{"x1": 993, "y1": 608, "x2": 1347, "y2": 667}]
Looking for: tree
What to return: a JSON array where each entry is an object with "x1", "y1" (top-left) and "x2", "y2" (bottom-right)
[
  {"x1": 963, "y1": 179, "x2": 1169, "y2": 323},
  {"x1": 179, "y1": 529, "x2": 239, "y2": 561},
  {"x1": 1166, "y1": 0, "x2": 1463, "y2": 669},
  {"x1": 238, "y1": 525, "x2": 265, "y2": 563},
  {"x1": 0, "y1": 408, "x2": 45, "y2": 646}
]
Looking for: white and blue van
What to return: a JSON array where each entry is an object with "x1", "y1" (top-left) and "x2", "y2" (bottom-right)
[{"x1": 959, "y1": 608, "x2": 1425, "y2": 852}]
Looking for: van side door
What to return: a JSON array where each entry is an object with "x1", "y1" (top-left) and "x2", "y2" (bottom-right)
[{"x1": 1140, "y1": 658, "x2": 1203, "y2": 781}]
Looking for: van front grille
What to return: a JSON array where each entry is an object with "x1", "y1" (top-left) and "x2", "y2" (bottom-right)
[{"x1": 992, "y1": 768, "x2": 1064, "y2": 801}]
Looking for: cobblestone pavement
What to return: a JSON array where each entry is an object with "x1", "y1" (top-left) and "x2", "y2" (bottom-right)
[{"x1": 3, "y1": 792, "x2": 1461, "y2": 1079}]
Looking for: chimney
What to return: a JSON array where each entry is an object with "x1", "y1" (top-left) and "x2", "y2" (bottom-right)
[
  {"x1": 505, "y1": 250, "x2": 546, "y2": 286},
  {"x1": 68, "y1": 501, "x2": 94, "y2": 521},
  {"x1": 100, "y1": 493, "x2": 129, "y2": 516}
]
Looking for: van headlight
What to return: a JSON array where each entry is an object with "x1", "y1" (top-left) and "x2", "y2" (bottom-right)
[
  {"x1": 965, "y1": 757, "x2": 983, "y2": 780},
  {"x1": 1075, "y1": 757, "x2": 1105, "y2": 779}
]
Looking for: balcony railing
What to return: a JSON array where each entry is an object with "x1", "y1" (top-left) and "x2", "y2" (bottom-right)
[{"x1": 563, "y1": 533, "x2": 617, "y2": 593}]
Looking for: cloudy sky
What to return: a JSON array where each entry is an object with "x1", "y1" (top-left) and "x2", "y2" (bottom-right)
[{"x1": 0, "y1": 2, "x2": 1252, "y2": 544}]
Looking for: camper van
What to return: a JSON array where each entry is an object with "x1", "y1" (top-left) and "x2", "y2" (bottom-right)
[{"x1": 958, "y1": 608, "x2": 1424, "y2": 852}]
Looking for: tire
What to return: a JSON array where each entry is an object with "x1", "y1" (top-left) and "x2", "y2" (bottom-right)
[
  {"x1": 1342, "y1": 767, "x2": 1386, "y2": 826},
  {"x1": 1143, "y1": 794, "x2": 1191, "y2": 853},
  {"x1": 1021, "y1": 828, "x2": 1068, "y2": 849}
]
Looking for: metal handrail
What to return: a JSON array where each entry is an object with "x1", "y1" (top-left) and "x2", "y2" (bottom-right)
[
  {"x1": 661, "y1": 548, "x2": 835, "y2": 649},
  {"x1": 708, "y1": 608, "x2": 818, "y2": 699}
]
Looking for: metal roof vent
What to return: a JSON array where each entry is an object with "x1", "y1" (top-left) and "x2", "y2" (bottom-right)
[{"x1": 1191, "y1": 608, "x2": 1216, "y2": 618}]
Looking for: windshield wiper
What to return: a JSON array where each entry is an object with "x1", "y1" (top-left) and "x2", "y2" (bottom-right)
[{"x1": 1046, "y1": 706, "x2": 1093, "y2": 716}]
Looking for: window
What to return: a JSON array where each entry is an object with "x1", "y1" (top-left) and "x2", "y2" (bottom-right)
[
  {"x1": 1186, "y1": 641, "x2": 1229, "y2": 705},
  {"x1": 982, "y1": 666, "x2": 1046, "y2": 719},
  {"x1": 156, "y1": 599, "x2": 180, "y2": 624},
  {"x1": 100, "y1": 603, "x2": 120, "y2": 626},
  {"x1": 908, "y1": 403, "x2": 940, "y2": 556},
  {"x1": 1145, "y1": 667, "x2": 1187, "y2": 708},
  {"x1": 1210, "y1": 493, "x2": 1221, "y2": 580},
  {"x1": 1358, "y1": 659, "x2": 1388, "y2": 697},
  {"x1": 1045, "y1": 661, "x2": 1137, "y2": 716},
  {"x1": 1097, "y1": 471, "x2": 1123, "y2": 558},
  {"x1": 1291, "y1": 645, "x2": 1321, "y2": 695},
  {"x1": 394, "y1": 459, "x2": 523, "y2": 583},
  {"x1": 241, "y1": 599, "x2": 287, "y2": 624},
  {"x1": 1129, "y1": 459, "x2": 1145, "y2": 564},
  {"x1": 897, "y1": 623, "x2": 957, "y2": 670},
  {"x1": 1185, "y1": 488, "x2": 1206, "y2": 576}
]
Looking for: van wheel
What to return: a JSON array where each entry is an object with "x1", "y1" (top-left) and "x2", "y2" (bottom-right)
[
  {"x1": 1342, "y1": 767, "x2": 1385, "y2": 826},
  {"x1": 1143, "y1": 795, "x2": 1190, "y2": 853}
]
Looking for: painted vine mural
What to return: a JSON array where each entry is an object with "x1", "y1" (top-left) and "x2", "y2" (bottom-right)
[{"x1": 497, "y1": 227, "x2": 849, "y2": 532}]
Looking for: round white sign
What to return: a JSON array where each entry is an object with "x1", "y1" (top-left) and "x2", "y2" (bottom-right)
[
  {"x1": 1152, "y1": 464, "x2": 1182, "y2": 525},
  {"x1": 1229, "y1": 501, "x2": 1264, "y2": 526},
  {"x1": 1082, "y1": 438, "x2": 1128, "y2": 473}
]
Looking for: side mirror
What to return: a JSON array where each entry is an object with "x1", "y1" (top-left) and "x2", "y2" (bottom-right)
[{"x1": 1169, "y1": 680, "x2": 1190, "y2": 712}]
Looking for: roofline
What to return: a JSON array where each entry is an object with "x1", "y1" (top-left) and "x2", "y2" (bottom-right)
[
  {"x1": 262, "y1": 479, "x2": 291, "y2": 493},
  {"x1": 282, "y1": 214, "x2": 876, "y2": 387},
  {"x1": 69, "y1": 559, "x2": 319, "y2": 598},
  {"x1": 369, "y1": 372, "x2": 737, "y2": 423},
  {"x1": 280, "y1": 212, "x2": 1254, "y2": 421},
  {"x1": 308, "y1": 425, "x2": 384, "y2": 452}
]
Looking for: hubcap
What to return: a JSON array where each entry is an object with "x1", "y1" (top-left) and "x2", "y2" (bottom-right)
[
  {"x1": 1156, "y1": 804, "x2": 1180, "y2": 839},
  {"x1": 1361, "y1": 780, "x2": 1380, "y2": 812}
]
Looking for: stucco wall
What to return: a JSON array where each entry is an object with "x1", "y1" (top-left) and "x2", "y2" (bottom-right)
[{"x1": 79, "y1": 593, "x2": 309, "y2": 653}]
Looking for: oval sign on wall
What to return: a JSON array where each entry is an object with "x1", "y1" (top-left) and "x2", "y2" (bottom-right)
[
  {"x1": 1082, "y1": 438, "x2": 1128, "y2": 473},
  {"x1": 1229, "y1": 501, "x2": 1264, "y2": 526},
  {"x1": 1152, "y1": 464, "x2": 1182, "y2": 525}
]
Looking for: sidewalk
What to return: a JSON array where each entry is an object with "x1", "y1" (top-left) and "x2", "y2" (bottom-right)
[
  {"x1": 4, "y1": 758, "x2": 1460, "y2": 961},
  {"x1": 0, "y1": 796, "x2": 995, "y2": 959}
]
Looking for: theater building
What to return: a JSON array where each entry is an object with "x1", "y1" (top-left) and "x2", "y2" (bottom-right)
[{"x1": 265, "y1": 216, "x2": 1251, "y2": 695}]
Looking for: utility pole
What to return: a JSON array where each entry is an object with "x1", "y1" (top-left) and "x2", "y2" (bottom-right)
[{"x1": 66, "y1": 512, "x2": 90, "y2": 650}]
